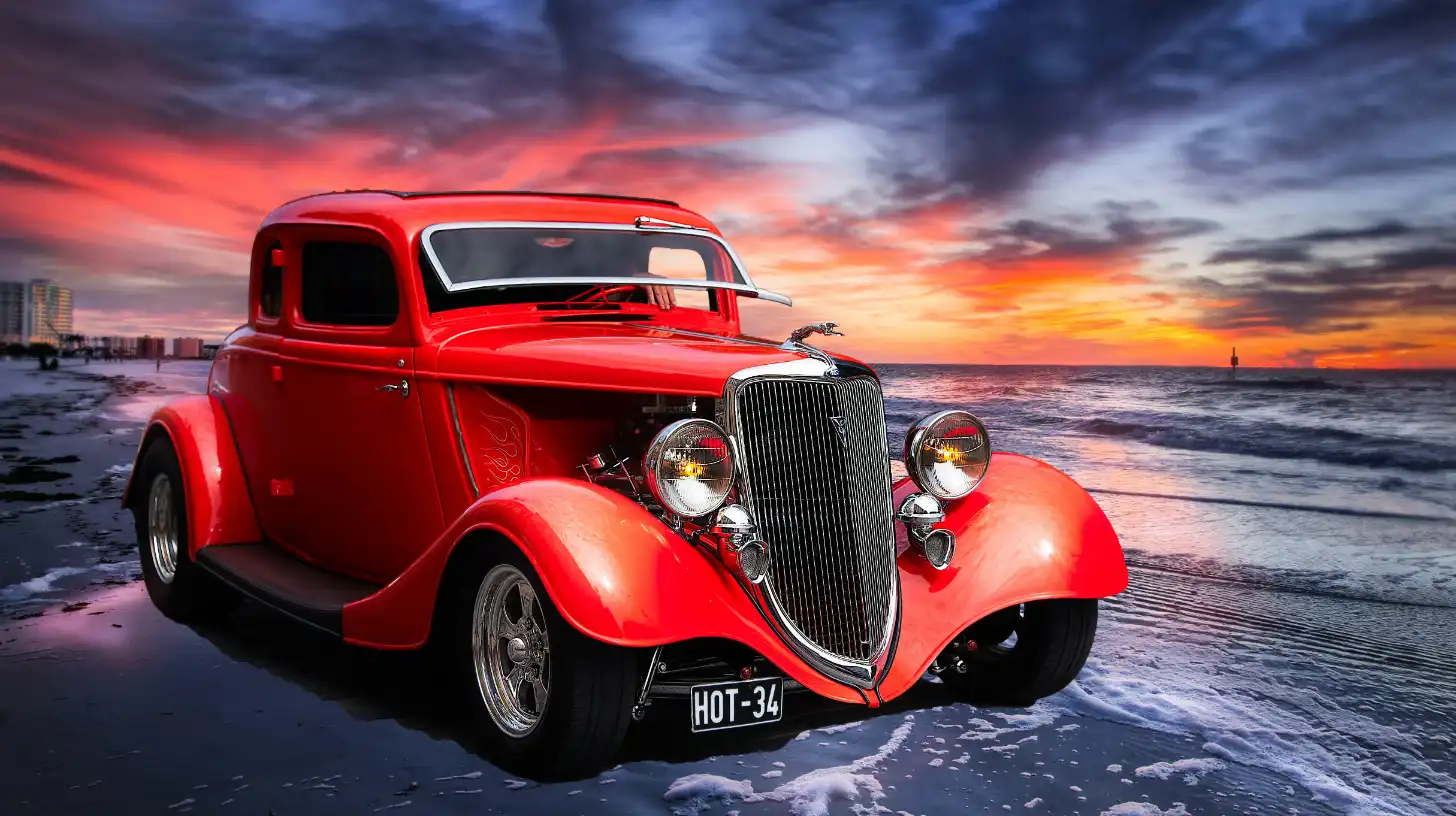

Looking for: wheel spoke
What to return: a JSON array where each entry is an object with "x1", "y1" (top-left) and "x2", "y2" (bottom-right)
[
  {"x1": 531, "y1": 678, "x2": 548, "y2": 712},
  {"x1": 505, "y1": 665, "x2": 526, "y2": 701},
  {"x1": 517, "y1": 582, "x2": 536, "y2": 628},
  {"x1": 494, "y1": 602, "x2": 522, "y2": 639}
]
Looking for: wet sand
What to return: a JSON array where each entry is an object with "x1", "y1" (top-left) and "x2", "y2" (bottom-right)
[
  {"x1": 0, "y1": 577, "x2": 1324, "y2": 816},
  {"x1": 1, "y1": 360, "x2": 1453, "y2": 815}
]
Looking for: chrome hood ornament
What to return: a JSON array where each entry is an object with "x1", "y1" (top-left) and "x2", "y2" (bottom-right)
[{"x1": 779, "y1": 323, "x2": 844, "y2": 375}]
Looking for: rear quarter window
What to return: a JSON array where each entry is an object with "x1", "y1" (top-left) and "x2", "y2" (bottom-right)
[
  {"x1": 300, "y1": 241, "x2": 400, "y2": 326},
  {"x1": 259, "y1": 241, "x2": 283, "y2": 320}
]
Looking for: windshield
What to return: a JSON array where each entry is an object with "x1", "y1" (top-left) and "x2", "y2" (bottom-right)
[{"x1": 423, "y1": 225, "x2": 748, "y2": 292}]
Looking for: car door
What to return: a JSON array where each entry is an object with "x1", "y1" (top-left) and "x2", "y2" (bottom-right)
[
  {"x1": 278, "y1": 230, "x2": 445, "y2": 582},
  {"x1": 213, "y1": 234, "x2": 292, "y2": 544}
]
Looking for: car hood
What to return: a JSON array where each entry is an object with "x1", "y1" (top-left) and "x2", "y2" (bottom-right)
[{"x1": 430, "y1": 321, "x2": 865, "y2": 396}]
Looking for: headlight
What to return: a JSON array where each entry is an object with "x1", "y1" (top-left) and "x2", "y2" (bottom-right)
[
  {"x1": 645, "y1": 418, "x2": 734, "y2": 518},
  {"x1": 904, "y1": 410, "x2": 990, "y2": 500}
]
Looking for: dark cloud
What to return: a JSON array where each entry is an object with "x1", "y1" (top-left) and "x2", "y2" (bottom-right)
[
  {"x1": 969, "y1": 204, "x2": 1220, "y2": 265},
  {"x1": 1207, "y1": 245, "x2": 1312, "y2": 265},
  {"x1": 3, "y1": 0, "x2": 1454, "y2": 205},
  {"x1": 907, "y1": 0, "x2": 1456, "y2": 202},
  {"x1": 1177, "y1": 5, "x2": 1456, "y2": 196},
  {"x1": 1282, "y1": 340, "x2": 1433, "y2": 367},
  {"x1": 0, "y1": 0, "x2": 743, "y2": 152},
  {"x1": 1193, "y1": 225, "x2": 1456, "y2": 333},
  {"x1": 0, "y1": 161, "x2": 68, "y2": 187},
  {"x1": 1290, "y1": 221, "x2": 1415, "y2": 243},
  {"x1": 1205, "y1": 219, "x2": 1446, "y2": 269}
]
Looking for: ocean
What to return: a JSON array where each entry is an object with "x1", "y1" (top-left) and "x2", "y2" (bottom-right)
[{"x1": 881, "y1": 365, "x2": 1456, "y2": 607}]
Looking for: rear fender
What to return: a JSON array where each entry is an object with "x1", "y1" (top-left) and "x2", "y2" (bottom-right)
[
  {"x1": 121, "y1": 394, "x2": 262, "y2": 558},
  {"x1": 341, "y1": 478, "x2": 868, "y2": 704},
  {"x1": 876, "y1": 452, "x2": 1127, "y2": 702}
]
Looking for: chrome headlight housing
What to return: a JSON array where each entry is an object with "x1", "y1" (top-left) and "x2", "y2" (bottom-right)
[
  {"x1": 644, "y1": 418, "x2": 734, "y2": 518},
  {"x1": 904, "y1": 409, "x2": 990, "y2": 500}
]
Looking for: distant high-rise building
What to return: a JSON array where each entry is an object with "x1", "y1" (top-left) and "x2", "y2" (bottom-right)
[
  {"x1": 0, "y1": 282, "x2": 23, "y2": 344},
  {"x1": 26, "y1": 279, "x2": 72, "y2": 344},
  {"x1": 138, "y1": 335, "x2": 167, "y2": 359},
  {"x1": 100, "y1": 336, "x2": 137, "y2": 356},
  {"x1": 0, "y1": 278, "x2": 73, "y2": 345},
  {"x1": 173, "y1": 337, "x2": 204, "y2": 359}
]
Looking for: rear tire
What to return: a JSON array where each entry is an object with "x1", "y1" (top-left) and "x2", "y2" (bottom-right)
[
  {"x1": 131, "y1": 437, "x2": 239, "y2": 623},
  {"x1": 450, "y1": 543, "x2": 637, "y2": 780},
  {"x1": 941, "y1": 599, "x2": 1098, "y2": 705}
]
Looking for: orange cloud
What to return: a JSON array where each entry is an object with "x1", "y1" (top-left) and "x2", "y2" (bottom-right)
[{"x1": 2, "y1": 116, "x2": 1453, "y2": 368}]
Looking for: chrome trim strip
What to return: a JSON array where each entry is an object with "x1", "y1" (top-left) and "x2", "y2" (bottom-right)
[
  {"x1": 446, "y1": 383, "x2": 480, "y2": 498},
  {"x1": 419, "y1": 220, "x2": 792, "y2": 305},
  {"x1": 728, "y1": 357, "x2": 834, "y2": 383}
]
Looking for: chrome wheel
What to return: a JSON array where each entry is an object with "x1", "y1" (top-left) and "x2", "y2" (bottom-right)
[
  {"x1": 147, "y1": 472, "x2": 179, "y2": 585},
  {"x1": 472, "y1": 564, "x2": 551, "y2": 737}
]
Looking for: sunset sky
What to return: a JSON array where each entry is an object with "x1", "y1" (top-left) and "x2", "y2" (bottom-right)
[{"x1": 1, "y1": 0, "x2": 1454, "y2": 367}]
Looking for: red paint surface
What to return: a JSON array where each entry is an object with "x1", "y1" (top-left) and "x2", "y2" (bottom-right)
[
  {"x1": 278, "y1": 339, "x2": 445, "y2": 582},
  {"x1": 340, "y1": 478, "x2": 868, "y2": 704},
  {"x1": 123, "y1": 395, "x2": 261, "y2": 557},
  {"x1": 433, "y1": 322, "x2": 800, "y2": 396},
  {"x1": 875, "y1": 452, "x2": 1128, "y2": 701}
]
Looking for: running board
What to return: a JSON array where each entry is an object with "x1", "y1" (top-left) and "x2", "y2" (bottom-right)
[{"x1": 196, "y1": 542, "x2": 382, "y2": 636}]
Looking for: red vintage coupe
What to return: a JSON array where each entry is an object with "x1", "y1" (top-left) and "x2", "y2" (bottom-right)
[{"x1": 123, "y1": 190, "x2": 1127, "y2": 777}]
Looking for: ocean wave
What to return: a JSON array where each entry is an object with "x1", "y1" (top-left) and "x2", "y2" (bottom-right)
[
  {"x1": 1086, "y1": 488, "x2": 1456, "y2": 522},
  {"x1": 1123, "y1": 555, "x2": 1456, "y2": 609},
  {"x1": 1072, "y1": 417, "x2": 1456, "y2": 472},
  {"x1": 1204, "y1": 376, "x2": 1344, "y2": 391}
]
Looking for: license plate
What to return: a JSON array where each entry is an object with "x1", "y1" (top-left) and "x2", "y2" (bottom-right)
[{"x1": 689, "y1": 677, "x2": 783, "y2": 733}]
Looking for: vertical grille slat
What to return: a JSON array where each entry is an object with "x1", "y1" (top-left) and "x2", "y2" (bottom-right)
[{"x1": 730, "y1": 375, "x2": 897, "y2": 664}]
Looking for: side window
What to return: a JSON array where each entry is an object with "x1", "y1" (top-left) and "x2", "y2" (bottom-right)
[
  {"x1": 259, "y1": 242, "x2": 283, "y2": 320},
  {"x1": 300, "y1": 241, "x2": 400, "y2": 327}
]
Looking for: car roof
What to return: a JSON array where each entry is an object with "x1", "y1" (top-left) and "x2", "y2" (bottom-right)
[{"x1": 262, "y1": 189, "x2": 720, "y2": 236}]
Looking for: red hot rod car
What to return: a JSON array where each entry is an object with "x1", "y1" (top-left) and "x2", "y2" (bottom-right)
[{"x1": 123, "y1": 189, "x2": 1127, "y2": 777}]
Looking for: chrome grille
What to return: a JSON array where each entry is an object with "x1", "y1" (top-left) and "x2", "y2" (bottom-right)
[{"x1": 729, "y1": 375, "x2": 897, "y2": 664}]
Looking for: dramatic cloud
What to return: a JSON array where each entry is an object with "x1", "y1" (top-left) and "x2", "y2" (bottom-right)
[
  {"x1": 1193, "y1": 220, "x2": 1456, "y2": 350},
  {"x1": 0, "y1": 0, "x2": 1453, "y2": 366}
]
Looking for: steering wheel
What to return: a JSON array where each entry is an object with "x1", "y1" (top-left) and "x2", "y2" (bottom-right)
[{"x1": 567, "y1": 284, "x2": 642, "y2": 304}]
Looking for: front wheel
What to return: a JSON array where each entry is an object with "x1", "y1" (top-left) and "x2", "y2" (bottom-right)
[
  {"x1": 940, "y1": 599, "x2": 1098, "y2": 705},
  {"x1": 451, "y1": 546, "x2": 638, "y2": 779}
]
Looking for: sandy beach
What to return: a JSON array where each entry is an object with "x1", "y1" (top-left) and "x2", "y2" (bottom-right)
[{"x1": 1, "y1": 360, "x2": 1453, "y2": 815}]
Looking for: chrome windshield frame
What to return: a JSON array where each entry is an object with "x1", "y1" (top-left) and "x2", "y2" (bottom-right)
[{"x1": 419, "y1": 220, "x2": 792, "y2": 306}]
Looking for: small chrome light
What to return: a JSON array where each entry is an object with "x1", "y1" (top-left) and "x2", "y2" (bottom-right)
[
  {"x1": 898, "y1": 492, "x2": 954, "y2": 569},
  {"x1": 904, "y1": 410, "x2": 991, "y2": 500},
  {"x1": 707, "y1": 504, "x2": 770, "y2": 584},
  {"x1": 897, "y1": 492, "x2": 945, "y2": 529},
  {"x1": 919, "y1": 529, "x2": 956, "y2": 570},
  {"x1": 713, "y1": 504, "x2": 756, "y2": 540},
  {"x1": 644, "y1": 418, "x2": 734, "y2": 518},
  {"x1": 729, "y1": 539, "x2": 771, "y2": 584}
]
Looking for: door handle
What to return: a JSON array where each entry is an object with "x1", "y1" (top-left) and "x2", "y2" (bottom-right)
[{"x1": 377, "y1": 379, "x2": 410, "y2": 398}]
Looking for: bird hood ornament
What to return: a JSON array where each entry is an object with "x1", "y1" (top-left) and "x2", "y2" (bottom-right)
[{"x1": 779, "y1": 322, "x2": 844, "y2": 375}]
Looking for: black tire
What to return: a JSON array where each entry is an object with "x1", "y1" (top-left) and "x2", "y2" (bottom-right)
[
  {"x1": 449, "y1": 542, "x2": 638, "y2": 780},
  {"x1": 941, "y1": 599, "x2": 1098, "y2": 705},
  {"x1": 131, "y1": 437, "x2": 239, "y2": 623}
]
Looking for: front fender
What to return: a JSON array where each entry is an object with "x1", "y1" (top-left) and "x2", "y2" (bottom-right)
[
  {"x1": 121, "y1": 394, "x2": 262, "y2": 558},
  {"x1": 341, "y1": 478, "x2": 869, "y2": 704},
  {"x1": 876, "y1": 452, "x2": 1127, "y2": 702}
]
